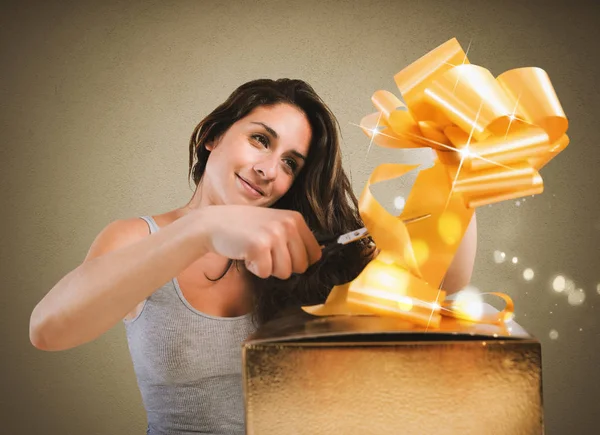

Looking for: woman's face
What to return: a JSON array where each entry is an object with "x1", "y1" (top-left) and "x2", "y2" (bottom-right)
[{"x1": 202, "y1": 103, "x2": 312, "y2": 207}]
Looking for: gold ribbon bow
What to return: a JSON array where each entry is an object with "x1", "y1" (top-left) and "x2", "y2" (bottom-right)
[{"x1": 303, "y1": 38, "x2": 569, "y2": 328}]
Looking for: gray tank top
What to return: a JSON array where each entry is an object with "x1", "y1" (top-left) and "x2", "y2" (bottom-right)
[{"x1": 124, "y1": 216, "x2": 257, "y2": 435}]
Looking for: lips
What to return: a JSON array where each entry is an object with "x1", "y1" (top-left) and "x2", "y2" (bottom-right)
[{"x1": 236, "y1": 174, "x2": 265, "y2": 196}]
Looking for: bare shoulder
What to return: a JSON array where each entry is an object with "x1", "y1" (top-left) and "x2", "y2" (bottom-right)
[{"x1": 83, "y1": 217, "x2": 151, "y2": 262}]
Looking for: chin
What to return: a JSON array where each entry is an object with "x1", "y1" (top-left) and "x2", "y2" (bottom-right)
[
  {"x1": 231, "y1": 193, "x2": 268, "y2": 207},
  {"x1": 252, "y1": 198, "x2": 272, "y2": 208}
]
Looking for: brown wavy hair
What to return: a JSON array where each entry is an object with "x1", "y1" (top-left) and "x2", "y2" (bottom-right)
[{"x1": 188, "y1": 78, "x2": 374, "y2": 325}]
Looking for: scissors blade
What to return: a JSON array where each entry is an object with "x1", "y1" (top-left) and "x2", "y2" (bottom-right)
[
  {"x1": 336, "y1": 227, "x2": 369, "y2": 245},
  {"x1": 335, "y1": 213, "x2": 431, "y2": 246}
]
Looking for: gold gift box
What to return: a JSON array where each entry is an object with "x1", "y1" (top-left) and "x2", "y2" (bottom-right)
[{"x1": 243, "y1": 306, "x2": 543, "y2": 435}]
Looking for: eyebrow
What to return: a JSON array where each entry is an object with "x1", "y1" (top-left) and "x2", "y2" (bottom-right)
[
  {"x1": 290, "y1": 150, "x2": 306, "y2": 161},
  {"x1": 251, "y1": 122, "x2": 279, "y2": 139},
  {"x1": 251, "y1": 121, "x2": 306, "y2": 161}
]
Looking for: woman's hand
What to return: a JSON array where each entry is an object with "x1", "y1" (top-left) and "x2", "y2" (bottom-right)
[{"x1": 195, "y1": 205, "x2": 322, "y2": 279}]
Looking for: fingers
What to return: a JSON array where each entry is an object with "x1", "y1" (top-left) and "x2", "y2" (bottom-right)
[
  {"x1": 245, "y1": 211, "x2": 322, "y2": 279},
  {"x1": 292, "y1": 213, "x2": 322, "y2": 265},
  {"x1": 287, "y1": 236, "x2": 309, "y2": 275},
  {"x1": 271, "y1": 238, "x2": 293, "y2": 279},
  {"x1": 246, "y1": 239, "x2": 273, "y2": 279},
  {"x1": 270, "y1": 218, "x2": 306, "y2": 279}
]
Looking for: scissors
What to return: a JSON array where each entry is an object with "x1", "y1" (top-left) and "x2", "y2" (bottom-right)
[{"x1": 316, "y1": 213, "x2": 431, "y2": 258}]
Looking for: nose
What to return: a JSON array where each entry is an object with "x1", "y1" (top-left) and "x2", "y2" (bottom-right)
[{"x1": 253, "y1": 157, "x2": 278, "y2": 180}]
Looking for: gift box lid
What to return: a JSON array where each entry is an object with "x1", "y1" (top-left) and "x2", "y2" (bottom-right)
[{"x1": 245, "y1": 303, "x2": 533, "y2": 346}]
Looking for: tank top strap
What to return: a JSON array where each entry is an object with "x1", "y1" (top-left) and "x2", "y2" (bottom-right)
[
  {"x1": 139, "y1": 216, "x2": 160, "y2": 234},
  {"x1": 128, "y1": 215, "x2": 180, "y2": 315}
]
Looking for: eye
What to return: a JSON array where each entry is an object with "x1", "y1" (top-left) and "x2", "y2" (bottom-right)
[
  {"x1": 251, "y1": 133, "x2": 269, "y2": 147},
  {"x1": 283, "y1": 158, "x2": 298, "y2": 173}
]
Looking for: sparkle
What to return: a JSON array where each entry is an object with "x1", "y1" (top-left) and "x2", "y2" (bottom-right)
[
  {"x1": 426, "y1": 285, "x2": 446, "y2": 330},
  {"x1": 349, "y1": 120, "x2": 410, "y2": 156},
  {"x1": 549, "y1": 329, "x2": 559, "y2": 340},
  {"x1": 444, "y1": 100, "x2": 484, "y2": 211},
  {"x1": 393, "y1": 195, "x2": 406, "y2": 211},
  {"x1": 452, "y1": 39, "x2": 472, "y2": 93},
  {"x1": 552, "y1": 275, "x2": 566, "y2": 292},
  {"x1": 515, "y1": 200, "x2": 521, "y2": 206},
  {"x1": 579, "y1": 328, "x2": 583, "y2": 332},
  {"x1": 426, "y1": 300, "x2": 438, "y2": 331},
  {"x1": 449, "y1": 286, "x2": 484, "y2": 321},
  {"x1": 458, "y1": 146, "x2": 474, "y2": 158},
  {"x1": 501, "y1": 93, "x2": 538, "y2": 138},
  {"x1": 596, "y1": 283, "x2": 600, "y2": 295},
  {"x1": 366, "y1": 112, "x2": 383, "y2": 157},
  {"x1": 504, "y1": 93, "x2": 522, "y2": 139},
  {"x1": 523, "y1": 268, "x2": 534, "y2": 281},
  {"x1": 568, "y1": 289, "x2": 586, "y2": 306},
  {"x1": 512, "y1": 257, "x2": 518, "y2": 264},
  {"x1": 493, "y1": 250, "x2": 506, "y2": 264}
]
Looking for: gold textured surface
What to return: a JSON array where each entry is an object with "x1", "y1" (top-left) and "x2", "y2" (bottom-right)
[{"x1": 243, "y1": 314, "x2": 543, "y2": 435}]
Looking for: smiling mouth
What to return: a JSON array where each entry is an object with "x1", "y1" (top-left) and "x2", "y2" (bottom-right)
[{"x1": 236, "y1": 174, "x2": 265, "y2": 196}]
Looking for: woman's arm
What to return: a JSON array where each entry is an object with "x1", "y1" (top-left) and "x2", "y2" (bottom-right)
[
  {"x1": 441, "y1": 212, "x2": 477, "y2": 294},
  {"x1": 29, "y1": 212, "x2": 211, "y2": 351},
  {"x1": 29, "y1": 206, "x2": 321, "y2": 352}
]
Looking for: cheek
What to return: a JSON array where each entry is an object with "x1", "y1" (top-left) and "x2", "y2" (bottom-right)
[
  {"x1": 232, "y1": 140, "x2": 258, "y2": 165},
  {"x1": 274, "y1": 176, "x2": 295, "y2": 198},
  {"x1": 213, "y1": 136, "x2": 249, "y2": 162}
]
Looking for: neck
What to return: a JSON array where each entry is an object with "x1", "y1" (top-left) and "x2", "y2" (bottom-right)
[{"x1": 179, "y1": 179, "x2": 217, "y2": 214}]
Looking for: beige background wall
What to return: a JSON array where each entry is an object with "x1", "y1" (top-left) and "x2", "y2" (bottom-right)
[{"x1": 2, "y1": 0, "x2": 598, "y2": 434}]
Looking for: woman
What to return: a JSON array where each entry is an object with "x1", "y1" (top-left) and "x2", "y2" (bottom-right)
[{"x1": 29, "y1": 78, "x2": 476, "y2": 434}]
